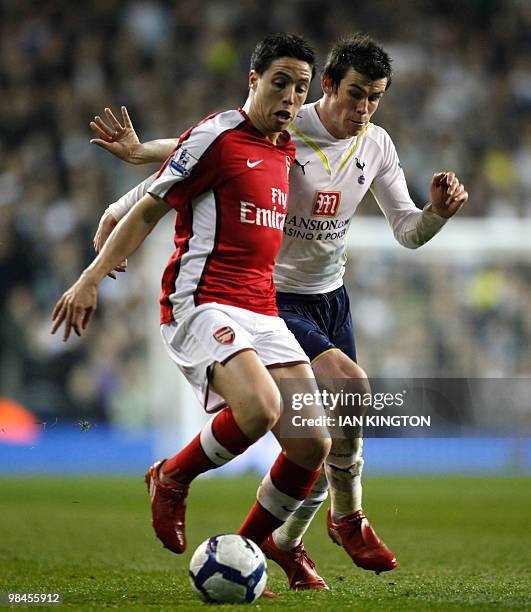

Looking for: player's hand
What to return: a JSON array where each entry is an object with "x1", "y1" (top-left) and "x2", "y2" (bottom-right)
[
  {"x1": 429, "y1": 172, "x2": 469, "y2": 218},
  {"x1": 90, "y1": 106, "x2": 143, "y2": 164},
  {"x1": 93, "y1": 212, "x2": 127, "y2": 279},
  {"x1": 51, "y1": 275, "x2": 98, "y2": 342}
]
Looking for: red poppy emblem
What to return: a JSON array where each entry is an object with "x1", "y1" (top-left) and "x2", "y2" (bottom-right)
[{"x1": 213, "y1": 326, "x2": 235, "y2": 344}]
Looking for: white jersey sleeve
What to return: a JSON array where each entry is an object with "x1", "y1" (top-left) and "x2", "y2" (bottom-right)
[
  {"x1": 371, "y1": 131, "x2": 447, "y2": 249},
  {"x1": 106, "y1": 173, "x2": 157, "y2": 221}
]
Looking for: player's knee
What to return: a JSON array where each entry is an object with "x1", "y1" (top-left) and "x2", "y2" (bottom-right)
[
  {"x1": 286, "y1": 436, "x2": 331, "y2": 470},
  {"x1": 252, "y1": 403, "x2": 280, "y2": 436},
  {"x1": 235, "y1": 385, "x2": 281, "y2": 438},
  {"x1": 317, "y1": 435, "x2": 332, "y2": 462}
]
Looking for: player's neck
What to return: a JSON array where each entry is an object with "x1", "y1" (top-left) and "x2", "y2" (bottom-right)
[
  {"x1": 249, "y1": 112, "x2": 281, "y2": 144},
  {"x1": 315, "y1": 98, "x2": 347, "y2": 140},
  {"x1": 243, "y1": 98, "x2": 280, "y2": 144}
]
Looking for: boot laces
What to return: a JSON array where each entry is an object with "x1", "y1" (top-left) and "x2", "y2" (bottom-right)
[{"x1": 292, "y1": 544, "x2": 316, "y2": 570}]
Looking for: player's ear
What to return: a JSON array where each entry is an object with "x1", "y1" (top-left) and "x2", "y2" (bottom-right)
[
  {"x1": 249, "y1": 70, "x2": 259, "y2": 91},
  {"x1": 321, "y1": 75, "x2": 334, "y2": 96}
]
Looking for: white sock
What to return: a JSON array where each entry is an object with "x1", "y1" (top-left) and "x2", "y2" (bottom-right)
[
  {"x1": 325, "y1": 437, "x2": 364, "y2": 522},
  {"x1": 272, "y1": 470, "x2": 328, "y2": 550}
]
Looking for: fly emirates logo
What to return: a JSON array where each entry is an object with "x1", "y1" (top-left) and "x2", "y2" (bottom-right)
[{"x1": 239, "y1": 187, "x2": 287, "y2": 230}]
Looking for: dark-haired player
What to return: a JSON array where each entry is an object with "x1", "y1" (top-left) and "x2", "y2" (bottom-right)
[
  {"x1": 90, "y1": 33, "x2": 468, "y2": 590},
  {"x1": 52, "y1": 34, "x2": 334, "y2": 580}
]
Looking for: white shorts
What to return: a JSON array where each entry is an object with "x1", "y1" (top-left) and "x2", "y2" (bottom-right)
[{"x1": 161, "y1": 303, "x2": 309, "y2": 413}]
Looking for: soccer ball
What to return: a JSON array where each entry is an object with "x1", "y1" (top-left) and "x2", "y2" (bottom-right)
[{"x1": 189, "y1": 534, "x2": 267, "y2": 603}]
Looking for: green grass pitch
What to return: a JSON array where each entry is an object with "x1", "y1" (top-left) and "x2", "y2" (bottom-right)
[{"x1": 1, "y1": 475, "x2": 530, "y2": 610}]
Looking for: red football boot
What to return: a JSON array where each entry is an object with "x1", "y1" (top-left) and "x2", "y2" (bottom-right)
[
  {"x1": 327, "y1": 509, "x2": 397, "y2": 573},
  {"x1": 145, "y1": 460, "x2": 189, "y2": 554},
  {"x1": 262, "y1": 535, "x2": 328, "y2": 591}
]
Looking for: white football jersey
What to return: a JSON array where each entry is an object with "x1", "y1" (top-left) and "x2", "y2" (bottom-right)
[
  {"x1": 273, "y1": 102, "x2": 447, "y2": 293},
  {"x1": 107, "y1": 101, "x2": 447, "y2": 295}
]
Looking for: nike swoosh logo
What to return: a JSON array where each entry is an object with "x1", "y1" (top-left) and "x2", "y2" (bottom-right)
[
  {"x1": 281, "y1": 505, "x2": 296, "y2": 513},
  {"x1": 247, "y1": 159, "x2": 263, "y2": 168}
]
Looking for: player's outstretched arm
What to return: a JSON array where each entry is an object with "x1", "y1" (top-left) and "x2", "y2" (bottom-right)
[
  {"x1": 373, "y1": 168, "x2": 469, "y2": 248},
  {"x1": 93, "y1": 211, "x2": 126, "y2": 279},
  {"x1": 93, "y1": 172, "x2": 159, "y2": 278},
  {"x1": 429, "y1": 171, "x2": 469, "y2": 218},
  {"x1": 52, "y1": 194, "x2": 170, "y2": 342},
  {"x1": 90, "y1": 106, "x2": 177, "y2": 164}
]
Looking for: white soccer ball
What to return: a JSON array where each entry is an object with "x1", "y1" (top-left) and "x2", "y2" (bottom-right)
[{"x1": 189, "y1": 534, "x2": 267, "y2": 604}]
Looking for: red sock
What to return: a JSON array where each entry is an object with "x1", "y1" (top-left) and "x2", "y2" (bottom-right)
[
  {"x1": 238, "y1": 501, "x2": 283, "y2": 546},
  {"x1": 162, "y1": 407, "x2": 254, "y2": 484},
  {"x1": 237, "y1": 452, "x2": 321, "y2": 547}
]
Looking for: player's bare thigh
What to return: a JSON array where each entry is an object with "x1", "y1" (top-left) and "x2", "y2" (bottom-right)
[
  {"x1": 311, "y1": 349, "x2": 368, "y2": 451},
  {"x1": 311, "y1": 348, "x2": 368, "y2": 383}
]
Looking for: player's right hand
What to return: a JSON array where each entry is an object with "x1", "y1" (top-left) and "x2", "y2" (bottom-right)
[
  {"x1": 90, "y1": 106, "x2": 142, "y2": 164},
  {"x1": 93, "y1": 212, "x2": 127, "y2": 279}
]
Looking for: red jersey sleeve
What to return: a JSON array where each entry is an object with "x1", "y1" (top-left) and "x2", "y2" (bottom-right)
[{"x1": 148, "y1": 111, "x2": 245, "y2": 212}]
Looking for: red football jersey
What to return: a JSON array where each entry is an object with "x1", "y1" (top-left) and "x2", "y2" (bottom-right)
[{"x1": 148, "y1": 109, "x2": 295, "y2": 323}]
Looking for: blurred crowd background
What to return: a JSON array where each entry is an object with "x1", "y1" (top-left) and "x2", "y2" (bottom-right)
[{"x1": 1, "y1": 0, "x2": 530, "y2": 428}]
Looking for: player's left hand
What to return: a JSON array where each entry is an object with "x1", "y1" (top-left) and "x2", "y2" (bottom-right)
[
  {"x1": 51, "y1": 275, "x2": 98, "y2": 342},
  {"x1": 429, "y1": 172, "x2": 468, "y2": 218}
]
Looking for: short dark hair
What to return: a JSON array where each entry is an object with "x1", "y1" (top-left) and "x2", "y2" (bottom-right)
[
  {"x1": 323, "y1": 34, "x2": 392, "y2": 90},
  {"x1": 250, "y1": 33, "x2": 316, "y2": 79}
]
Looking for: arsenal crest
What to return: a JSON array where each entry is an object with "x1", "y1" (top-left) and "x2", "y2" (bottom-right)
[{"x1": 213, "y1": 326, "x2": 235, "y2": 344}]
